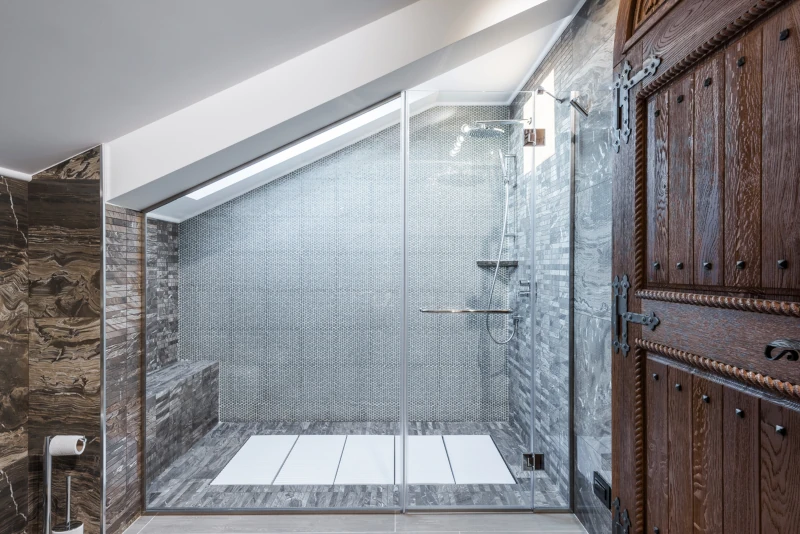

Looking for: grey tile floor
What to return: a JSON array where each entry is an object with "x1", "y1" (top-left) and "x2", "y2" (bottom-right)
[
  {"x1": 124, "y1": 513, "x2": 588, "y2": 534},
  {"x1": 147, "y1": 422, "x2": 568, "y2": 510}
]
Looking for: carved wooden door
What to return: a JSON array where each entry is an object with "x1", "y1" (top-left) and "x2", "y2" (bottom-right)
[{"x1": 612, "y1": 1, "x2": 800, "y2": 533}]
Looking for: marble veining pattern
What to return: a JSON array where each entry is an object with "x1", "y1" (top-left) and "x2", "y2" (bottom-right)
[
  {"x1": 145, "y1": 218, "x2": 178, "y2": 372},
  {"x1": 0, "y1": 175, "x2": 30, "y2": 534},
  {"x1": 146, "y1": 421, "x2": 567, "y2": 510},
  {"x1": 506, "y1": 0, "x2": 618, "y2": 528},
  {"x1": 145, "y1": 360, "x2": 219, "y2": 487},
  {"x1": 105, "y1": 204, "x2": 145, "y2": 534},
  {"x1": 28, "y1": 147, "x2": 104, "y2": 534}
]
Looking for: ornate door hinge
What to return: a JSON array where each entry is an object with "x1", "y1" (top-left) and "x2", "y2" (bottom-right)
[
  {"x1": 613, "y1": 56, "x2": 661, "y2": 152},
  {"x1": 612, "y1": 498, "x2": 631, "y2": 534},
  {"x1": 613, "y1": 274, "x2": 659, "y2": 355}
]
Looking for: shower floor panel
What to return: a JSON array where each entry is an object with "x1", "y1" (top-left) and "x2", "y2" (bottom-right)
[
  {"x1": 210, "y1": 434, "x2": 514, "y2": 486},
  {"x1": 147, "y1": 422, "x2": 567, "y2": 510}
]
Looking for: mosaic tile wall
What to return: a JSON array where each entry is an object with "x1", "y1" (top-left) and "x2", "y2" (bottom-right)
[
  {"x1": 511, "y1": 0, "x2": 618, "y2": 529},
  {"x1": 408, "y1": 105, "x2": 510, "y2": 422},
  {"x1": 145, "y1": 218, "x2": 179, "y2": 372},
  {"x1": 105, "y1": 205, "x2": 145, "y2": 534},
  {"x1": 176, "y1": 105, "x2": 512, "y2": 423}
]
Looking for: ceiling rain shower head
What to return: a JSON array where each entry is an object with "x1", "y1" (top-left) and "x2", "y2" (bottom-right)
[{"x1": 461, "y1": 123, "x2": 506, "y2": 138}]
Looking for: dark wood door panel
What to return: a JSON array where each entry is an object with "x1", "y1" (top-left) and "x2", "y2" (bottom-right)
[
  {"x1": 641, "y1": 0, "x2": 782, "y2": 85},
  {"x1": 667, "y1": 73, "x2": 694, "y2": 285},
  {"x1": 647, "y1": 91, "x2": 670, "y2": 284},
  {"x1": 693, "y1": 52, "x2": 725, "y2": 287},
  {"x1": 642, "y1": 299, "x2": 800, "y2": 384},
  {"x1": 692, "y1": 377, "x2": 723, "y2": 533},
  {"x1": 646, "y1": 359, "x2": 669, "y2": 534},
  {"x1": 762, "y1": 5, "x2": 800, "y2": 290},
  {"x1": 725, "y1": 27, "x2": 763, "y2": 288},
  {"x1": 668, "y1": 366, "x2": 692, "y2": 534},
  {"x1": 723, "y1": 387, "x2": 761, "y2": 534},
  {"x1": 761, "y1": 399, "x2": 800, "y2": 532}
]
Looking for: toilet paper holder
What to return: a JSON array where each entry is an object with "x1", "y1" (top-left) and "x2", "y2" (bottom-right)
[{"x1": 43, "y1": 435, "x2": 87, "y2": 534}]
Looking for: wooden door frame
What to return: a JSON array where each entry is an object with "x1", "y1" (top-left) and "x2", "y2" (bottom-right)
[{"x1": 611, "y1": 1, "x2": 797, "y2": 532}]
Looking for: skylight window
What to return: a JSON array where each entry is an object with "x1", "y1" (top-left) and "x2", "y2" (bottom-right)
[{"x1": 187, "y1": 98, "x2": 403, "y2": 200}]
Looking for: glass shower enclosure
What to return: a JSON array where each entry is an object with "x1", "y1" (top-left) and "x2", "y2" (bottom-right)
[{"x1": 142, "y1": 90, "x2": 572, "y2": 512}]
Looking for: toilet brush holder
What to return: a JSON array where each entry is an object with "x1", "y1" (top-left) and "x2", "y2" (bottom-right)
[{"x1": 51, "y1": 476, "x2": 83, "y2": 534}]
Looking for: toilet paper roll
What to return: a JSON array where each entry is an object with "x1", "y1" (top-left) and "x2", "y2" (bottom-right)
[{"x1": 49, "y1": 436, "x2": 87, "y2": 457}]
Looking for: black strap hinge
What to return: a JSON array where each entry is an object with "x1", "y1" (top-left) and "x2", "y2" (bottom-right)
[{"x1": 613, "y1": 274, "x2": 659, "y2": 355}]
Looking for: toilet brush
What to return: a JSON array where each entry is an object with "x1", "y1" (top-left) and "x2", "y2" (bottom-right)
[{"x1": 51, "y1": 475, "x2": 83, "y2": 534}]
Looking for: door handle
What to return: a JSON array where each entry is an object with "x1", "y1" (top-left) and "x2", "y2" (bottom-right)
[{"x1": 765, "y1": 339, "x2": 800, "y2": 362}]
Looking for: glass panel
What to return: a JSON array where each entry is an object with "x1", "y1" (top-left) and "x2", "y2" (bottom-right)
[
  {"x1": 143, "y1": 98, "x2": 403, "y2": 511},
  {"x1": 529, "y1": 84, "x2": 573, "y2": 511},
  {"x1": 404, "y1": 90, "x2": 536, "y2": 509}
]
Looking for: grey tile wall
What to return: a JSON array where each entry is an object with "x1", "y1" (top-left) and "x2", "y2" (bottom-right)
[
  {"x1": 145, "y1": 218, "x2": 179, "y2": 372},
  {"x1": 172, "y1": 105, "x2": 513, "y2": 423},
  {"x1": 105, "y1": 204, "x2": 145, "y2": 534},
  {"x1": 145, "y1": 360, "x2": 219, "y2": 486},
  {"x1": 510, "y1": 0, "x2": 618, "y2": 529}
]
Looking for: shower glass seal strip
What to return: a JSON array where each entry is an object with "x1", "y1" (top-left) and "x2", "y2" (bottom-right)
[{"x1": 419, "y1": 308, "x2": 512, "y2": 314}]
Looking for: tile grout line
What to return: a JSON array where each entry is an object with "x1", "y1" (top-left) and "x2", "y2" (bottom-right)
[
  {"x1": 270, "y1": 434, "x2": 300, "y2": 485},
  {"x1": 132, "y1": 514, "x2": 154, "y2": 534},
  {"x1": 440, "y1": 435, "x2": 458, "y2": 484},
  {"x1": 332, "y1": 435, "x2": 348, "y2": 484}
]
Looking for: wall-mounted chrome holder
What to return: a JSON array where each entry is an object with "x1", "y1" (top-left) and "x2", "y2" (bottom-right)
[
  {"x1": 518, "y1": 279, "x2": 531, "y2": 297},
  {"x1": 43, "y1": 436, "x2": 87, "y2": 534}
]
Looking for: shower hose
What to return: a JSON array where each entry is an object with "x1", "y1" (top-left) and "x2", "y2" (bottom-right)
[{"x1": 486, "y1": 178, "x2": 517, "y2": 345}]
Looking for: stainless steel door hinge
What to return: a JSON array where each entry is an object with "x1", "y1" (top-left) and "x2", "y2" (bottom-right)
[{"x1": 523, "y1": 453, "x2": 544, "y2": 471}]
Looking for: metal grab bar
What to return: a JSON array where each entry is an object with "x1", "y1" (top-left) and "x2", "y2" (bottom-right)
[{"x1": 419, "y1": 308, "x2": 512, "y2": 314}]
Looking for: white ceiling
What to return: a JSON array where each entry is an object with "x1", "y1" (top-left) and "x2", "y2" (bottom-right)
[
  {"x1": 0, "y1": 0, "x2": 415, "y2": 173},
  {"x1": 150, "y1": 19, "x2": 571, "y2": 223}
]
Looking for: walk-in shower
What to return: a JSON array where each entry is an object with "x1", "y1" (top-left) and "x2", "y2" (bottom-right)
[{"x1": 142, "y1": 90, "x2": 575, "y2": 514}]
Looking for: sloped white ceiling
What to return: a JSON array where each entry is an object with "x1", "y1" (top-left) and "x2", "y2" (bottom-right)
[
  {"x1": 108, "y1": 0, "x2": 581, "y2": 210},
  {"x1": 0, "y1": 0, "x2": 414, "y2": 173}
]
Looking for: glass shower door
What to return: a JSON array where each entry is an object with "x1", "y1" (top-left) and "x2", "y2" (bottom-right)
[{"x1": 402, "y1": 90, "x2": 535, "y2": 510}]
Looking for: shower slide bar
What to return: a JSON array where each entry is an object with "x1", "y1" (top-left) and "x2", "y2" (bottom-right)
[{"x1": 419, "y1": 308, "x2": 512, "y2": 314}]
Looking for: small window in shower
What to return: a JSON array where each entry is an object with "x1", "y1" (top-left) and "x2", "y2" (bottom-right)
[{"x1": 534, "y1": 69, "x2": 556, "y2": 163}]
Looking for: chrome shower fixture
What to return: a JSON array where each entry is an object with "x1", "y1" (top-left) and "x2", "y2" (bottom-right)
[
  {"x1": 569, "y1": 99, "x2": 589, "y2": 118},
  {"x1": 536, "y1": 87, "x2": 589, "y2": 117},
  {"x1": 461, "y1": 123, "x2": 506, "y2": 139}
]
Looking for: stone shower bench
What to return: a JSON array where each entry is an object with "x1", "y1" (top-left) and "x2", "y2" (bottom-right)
[{"x1": 145, "y1": 360, "x2": 219, "y2": 484}]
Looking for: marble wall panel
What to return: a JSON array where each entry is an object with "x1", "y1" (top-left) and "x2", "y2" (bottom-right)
[
  {"x1": 509, "y1": 0, "x2": 617, "y2": 528},
  {"x1": 28, "y1": 146, "x2": 104, "y2": 534},
  {"x1": 0, "y1": 176, "x2": 29, "y2": 534},
  {"x1": 105, "y1": 204, "x2": 144, "y2": 534}
]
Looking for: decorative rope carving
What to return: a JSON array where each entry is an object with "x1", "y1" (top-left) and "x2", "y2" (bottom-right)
[
  {"x1": 633, "y1": 98, "x2": 648, "y2": 295},
  {"x1": 639, "y1": 0, "x2": 788, "y2": 99},
  {"x1": 633, "y1": 347, "x2": 646, "y2": 534},
  {"x1": 636, "y1": 290, "x2": 800, "y2": 317},
  {"x1": 636, "y1": 339, "x2": 800, "y2": 400}
]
